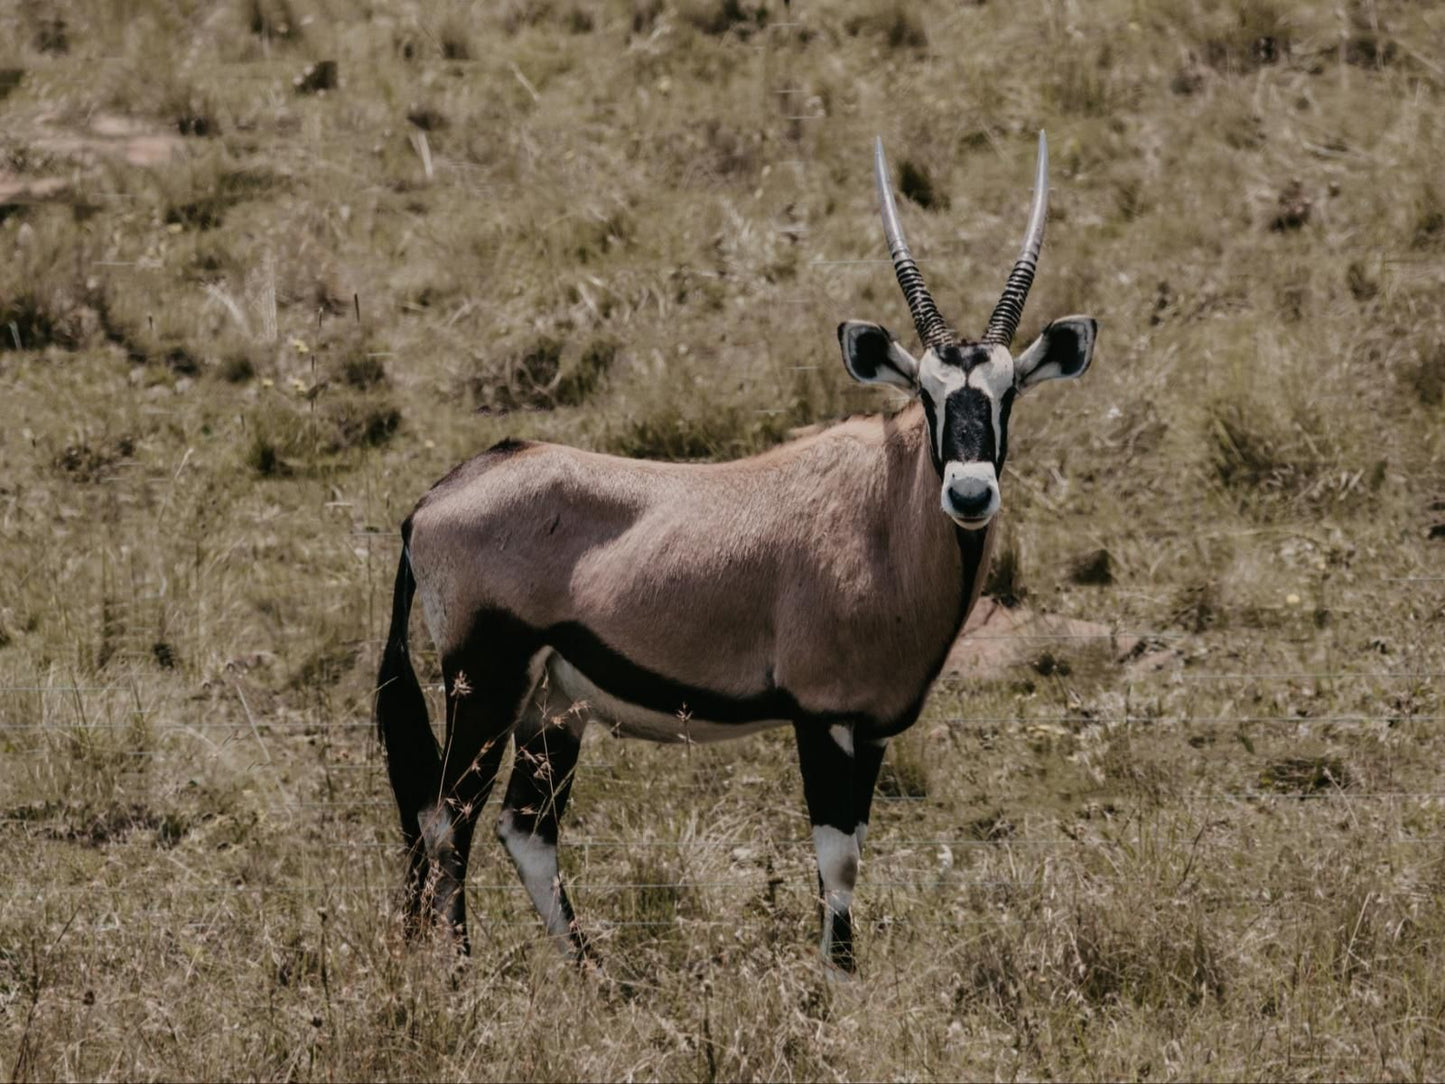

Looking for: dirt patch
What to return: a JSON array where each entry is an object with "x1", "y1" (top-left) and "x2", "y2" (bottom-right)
[
  {"x1": 29, "y1": 112, "x2": 184, "y2": 169},
  {"x1": 0, "y1": 173, "x2": 69, "y2": 204},
  {"x1": 944, "y1": 598, "x2": 1143, "y2": 681},
  {"x1": 1, "y1": 114, "x2": 185, "y2": 207}
]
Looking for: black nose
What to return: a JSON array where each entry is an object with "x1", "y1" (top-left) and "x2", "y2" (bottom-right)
[{"x1": 947, "y1": 484, "x2": 993, "y2": 518}]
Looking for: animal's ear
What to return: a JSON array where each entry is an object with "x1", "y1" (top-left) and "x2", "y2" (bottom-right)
[
  {"x1": 1014, "y1": 316, "x2": 1097, "y2": 392},
  {"x1": 837, "y1": 321, "x2": 919, "y2": 391}
]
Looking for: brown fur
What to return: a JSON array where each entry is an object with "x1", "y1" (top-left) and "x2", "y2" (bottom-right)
[{"x1": 406, "y1": 403, "x2": 992, "y2": 729}]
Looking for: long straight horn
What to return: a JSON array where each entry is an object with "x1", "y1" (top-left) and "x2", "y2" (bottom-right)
[
  {"x1": 873, "y1": 137, "x2": 955, "y2": 353},
  {"x1": 982, "y1": 130, "x2": 1049, "y2": 347}
]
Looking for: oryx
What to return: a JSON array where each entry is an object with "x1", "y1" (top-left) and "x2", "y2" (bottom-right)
[{"x1": 376, "y1": 132, "x2": 1096, "y2": 971}]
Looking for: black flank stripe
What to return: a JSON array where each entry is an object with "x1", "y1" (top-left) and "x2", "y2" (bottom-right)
[
  {"x1": 545, "y1": 620, "x2": 803, "y2": 724},
  {"x1": 456, "y1": 609, "x2": 896, "y2": 729}
]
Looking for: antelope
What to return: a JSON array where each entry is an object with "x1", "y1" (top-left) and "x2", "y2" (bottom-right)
[{"x1": 376, "y1": 132, "x2": 1096, "y2": 972}]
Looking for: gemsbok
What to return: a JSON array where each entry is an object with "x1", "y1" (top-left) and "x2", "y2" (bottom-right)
[{"x1": 376, "y1": 132, "x2": 1097, "y2": 971}]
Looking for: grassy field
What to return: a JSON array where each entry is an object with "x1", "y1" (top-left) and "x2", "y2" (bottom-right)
[{"x1": 2, "y1": 0, "x2": 1444, "y2": 1078}]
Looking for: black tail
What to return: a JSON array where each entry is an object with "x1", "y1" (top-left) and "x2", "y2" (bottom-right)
[{"x1": 376, "y1": 520, "x2": 442, "y2": 855}]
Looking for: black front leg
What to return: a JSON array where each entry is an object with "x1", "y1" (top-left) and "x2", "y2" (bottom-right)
[
  {"x1": 794, "y1": 721, "x2": 861, "y2": 971},
  {"x1": 853, "y1": 737, "x2": 888, "y2": 857}
]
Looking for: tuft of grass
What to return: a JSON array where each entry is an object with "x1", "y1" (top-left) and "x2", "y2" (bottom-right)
[
  {"x1": 1412, "y1": 183, "x2": 1445, "y2": 250},
  {"x1": 335, "y1": 349, "x2": 389, "y2": 391},
  {"x1": 1203, "y1": 383, "x2": 1374, "y2": 516},
  {"x1": 53, "y1": 437, "x2": 134, "y2": 484},
  {"x1": 1162, "y1": 0, "x2": 1295, "y2": 74},
  {"x1": 3, "y1": 799, "x2": 191, "y2": 849},
  {"x1": 877, "y1": 737, "x2": 929, "y2": 799},
  {"x1": 405, "y1": 104, "x2": 447, "y2": 134},
  {"x1": 52, "y1": 442, "x2": 130, "y2": 482},
  {"x1": 1208, "y1": 397, "x2": 1298, "y2": 492},
  {"x1": 27, "y1": 8, "x2": 69, "y2": 55},
  {"x1": 435, "y1": 13, "x2": 472, "y2": 57},
  {"x1": 1047, "y1": 41, "x2": 1134, "y2": 116},
  {"x1": 984, "y1": 531, "x2": 1026, "y2": 607},
  {"x1": 246, "y1": 0, "x2": 301, "y2": 43},
  {"x1": 1259, "y1": 756, "x2": 1351, "y2": 795},
  {"x1": 1031, "y1": 650, "x2": 1071, "y2": 678},
  {"x1": 603, "y1": 401, "x2": 790, "y2": 461},
  {"x1": 243, "y1": 388, "x2": 399, "y2": 476},
  {"x1": 288, "y1": 641, "x2": 359, "y2": 690},
  {"x1": 0, "y1": 216, "x2": 117, "y2": 353},
  {"x1": 680, "y1": 0, "x2": 770, "y2": 38},
  {"x1": 898, "y1": 159, "x2": 946, "y2": 211},
  {"x1": 1346, "y1": 259, "x2": 1379, "y2": 301},
  {"x1": 1069, "y1": 547, "x2": 1115, "y2": 586},
  {"x1": 293, "y1": 61, "x2": 338, "y2": 96},
  {"x1": 245, "y1": 432, "x2": 289, "y2": 477},
  {"x1": 470, "y1": 335, "x2": 563, "y2": 413},
  {"x1": 1171, "y1": 577, "x2": 1223, "y2": 633},
  {"x1": 157, "y1": 160, "x2": 281, "y2": 233},
  {"x1": 844, "y1": 4, "x2": 928, "y2": 50},
  {"x1": 555, "y1": 335, "x2": 617, "y2": 406},
  {"x1": 468, "y1": 333, "x2": 617, "y2": 413},
  {"x1": 0, "y1": 289, "x2": 78, "y2": 352},
  {"x1": 1405, "y1": 341, "x2": 1445, "y2": 407},
  {"x1": 164, "y1": 86, "x2": 221, "y2": 138},
  {"x1": 218, "y1": 350, "x2": 258, "y2": 384},
  {"x1": 1269, "y1": 179, "x2": 1312, "y2": 232},
  {"x1": 631, "y1": 0, "x2": 663, "y2": 35}
]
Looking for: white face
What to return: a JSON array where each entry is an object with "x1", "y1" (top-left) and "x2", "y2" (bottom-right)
[
  {"x1": 915, "y1": 343, "x2": 1015, "y2": 530},
  {"x1": 838, "y1": 315, "x2": 1097, "y2": 532}
]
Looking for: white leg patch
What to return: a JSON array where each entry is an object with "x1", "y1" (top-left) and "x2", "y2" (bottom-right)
[
  {"x1": 813, "y1": 825, "x2": 859, "y2": 911},
  {"x1": 828, "y1": 724, "x2": 855, "y2": 757},
  {"x1": 813, "y1": 825, "x2": 859, "y2": 960},
  {"x1": 498, "y1": 811, "x2": 571, "y2": 939},
  {"x1": 854, "y1": 821, "x2": 868, "y2": 854}
]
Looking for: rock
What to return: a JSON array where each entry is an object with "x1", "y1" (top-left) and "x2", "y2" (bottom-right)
[{"x1": 942, "y1": 598, "x2": 1144, "y2": 681}]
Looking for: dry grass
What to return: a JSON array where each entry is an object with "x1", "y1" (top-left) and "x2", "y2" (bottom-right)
[{"x1": 2, "y1": 0, "x2": 1445, "y2": 1079}]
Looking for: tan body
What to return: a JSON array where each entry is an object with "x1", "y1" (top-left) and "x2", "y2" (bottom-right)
[{"x1": 408, "y1": 403, "x2": 993, "y2": 739}]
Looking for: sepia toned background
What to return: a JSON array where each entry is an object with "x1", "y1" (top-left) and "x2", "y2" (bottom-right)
[{"x1": 2, "y1": 0, "x2": 1443, "y2": 1078}]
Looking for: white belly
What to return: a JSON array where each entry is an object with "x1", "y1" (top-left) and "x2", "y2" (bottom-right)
[{"x1": 542, "y1": 653, "x2": 789, "y2": 744}]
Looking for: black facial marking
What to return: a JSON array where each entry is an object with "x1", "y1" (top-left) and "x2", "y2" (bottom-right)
[
  {"x1": 997, "y1": 386, "x2": 1016, "y2": 469},
  {"x1": 936, "y1": 342, "x2": 993, "y2": 371},
  {"x1": 919, "y1": 389, "x2": 943, "y2": 474},
  {"x1": 942, "y1": 387, "x2": 997, "y2": 467}
]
